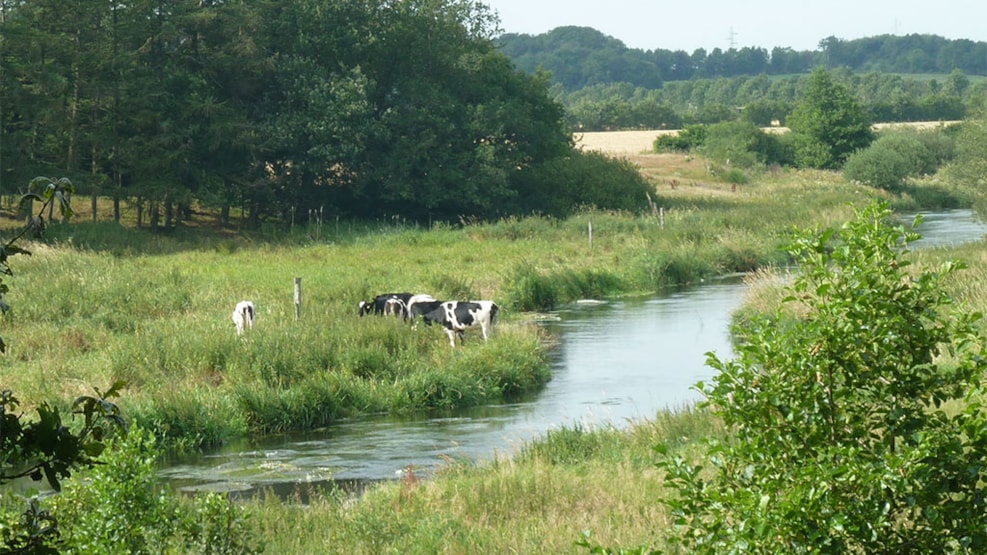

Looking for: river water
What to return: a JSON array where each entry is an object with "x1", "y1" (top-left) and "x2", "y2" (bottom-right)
[{"x1": 158, "y1": 209, "x2": 987, "y2": 498}]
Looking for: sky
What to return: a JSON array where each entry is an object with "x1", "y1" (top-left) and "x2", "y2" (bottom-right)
[{"x1": 480, "y1": 0, "x2": 987, "y2": 53}]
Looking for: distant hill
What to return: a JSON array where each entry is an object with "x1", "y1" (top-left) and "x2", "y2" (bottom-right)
[{"x1": 495, "y1": 27, "x2": 987, "y2": 90}]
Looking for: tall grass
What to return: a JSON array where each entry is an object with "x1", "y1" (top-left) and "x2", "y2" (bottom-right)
[
  {"x1": 245, "y1": 406, "x2": 721, "y2": 554},
  {"x1": 0, "y1": 167, "x2": 884, "y2": 453}
]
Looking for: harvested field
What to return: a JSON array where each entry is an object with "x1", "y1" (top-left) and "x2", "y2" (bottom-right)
[
  {"x1": 574, "y1": 129, "x2": 679, "y2": 155},
  {"x1": 574, "y1": 121, "x2": 960, "y2": 156}
]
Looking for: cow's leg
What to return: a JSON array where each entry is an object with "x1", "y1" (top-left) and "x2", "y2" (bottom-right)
[{"x1": 445, "y1": 329, "x2": 457, "y2": 347}]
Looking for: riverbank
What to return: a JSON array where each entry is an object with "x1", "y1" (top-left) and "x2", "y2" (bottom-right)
[
  {"x1": 1, "y1": 163, "x2": 880, "y2": 453},
  {"x1": 243, "y1": 204, "x2": 987, "y2": 554},
  {"x1": 7, "y1": 149, "x2": 985, "y2": 552}
]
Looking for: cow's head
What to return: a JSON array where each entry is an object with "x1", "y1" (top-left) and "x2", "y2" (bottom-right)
[{"x1": 358, "y1": 300, "x2": 372, "y2": 316}]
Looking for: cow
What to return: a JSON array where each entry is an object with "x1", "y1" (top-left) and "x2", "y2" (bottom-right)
[
  {"x1": 422, "y1": 300, "x2": 499, "y2": 347},
  {"x1": 358, "y1": 292, "x2": 413, "y2": 316},
  {"x1": 384, "y1": 294, "x2": 436, "y2": 319},
  {"x1": 232, "y1": 300, "x2": 256, "y2": 335},
  {"x1": 404, "y1": 294, "x2": 439, "y2": 321}
]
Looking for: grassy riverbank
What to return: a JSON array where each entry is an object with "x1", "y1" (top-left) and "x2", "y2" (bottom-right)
[
  {"x1": 6, "y1": 152, "x2": 984, "y2": 552},
  {"x1": 1, "y1": 157, "x2": 884, "y2": 452}
]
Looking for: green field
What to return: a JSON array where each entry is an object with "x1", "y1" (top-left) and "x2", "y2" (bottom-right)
[{"x1": 4, "y1": 153, "x2": 986, "y2": 552}]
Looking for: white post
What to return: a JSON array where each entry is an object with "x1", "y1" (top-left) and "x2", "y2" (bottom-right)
[
  {"x1": 294, "y1": 277, "x2": 302, "y2": 320},
  {"x1": 588, "y1": 220, "x2": 593, "y2": 249}
]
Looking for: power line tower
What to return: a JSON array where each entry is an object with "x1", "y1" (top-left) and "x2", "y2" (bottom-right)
[{"x1": 727, "y1": 27, "x2": 737, "y2": 50}]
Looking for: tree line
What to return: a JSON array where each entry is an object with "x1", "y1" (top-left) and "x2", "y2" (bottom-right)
[
  {"x1": 0, "y1": 0, "x2": 651, "y2": 228},
  {"x1": 559, "y1": 68, "x2": 983, "y2": 131},
  {"x1": 497, "y1": 27, "x2": 987, "y2": 132},
  {"x1": 497, "y1": 26, "x2": 987, "y2": 90}
]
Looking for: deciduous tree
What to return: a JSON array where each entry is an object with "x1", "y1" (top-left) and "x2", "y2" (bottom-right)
[{"x1": 787, "y1": 67, "x2": 874, "y2": 169}]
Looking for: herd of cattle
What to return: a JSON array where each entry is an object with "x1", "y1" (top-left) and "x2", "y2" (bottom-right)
[
  {"x1": 358, "y1": 292, "x2": 499, "y2": 347},
  {"x1": 231, "y1": 294, "x2": 499, "y2": 347}
]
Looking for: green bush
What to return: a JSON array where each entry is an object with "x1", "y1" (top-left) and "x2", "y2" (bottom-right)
[
  {"x1": 656, "y1": 202, "x2": 987, "y2": 553},
  {"x1": 515, "y1": 151, "x2": 652, "y2": 218},
  {"x1": 654, "y1": 123, "x2": 707, "y2": 152},
  {"x1": 843, "y1": 129, "x2": 950, "y2": 192},
  {"x1": 52, "y1": 426, "x2": 262, "y2": 554},
  {"x1": 699, "y1": 120, "x2": 787, "y2": 168}
]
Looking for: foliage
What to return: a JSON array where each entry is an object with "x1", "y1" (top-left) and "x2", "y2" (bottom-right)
[
  {"x1": 699, "y1": 120, "x2": 789, "y2": 168},
  {"x1": 0, "y1": 179, "x2": 128, "y2": 554},
  {"x1": 498, "y1": 27, "x2": 987, "y2": 90},
  {"x1": 0, "y1": 1, "x2": 574, "y2": 225},
  {"x1": 658, "y1": 202, "x2": 987, "y2": 553},
  {"x1": 787, "y1": 68, "x2": 875, "y2": 169},
  {"x1": 942, "y1": 116, "x2": 987, "y2": 190},
  {"x1": 50, "y1": 426, "x2": 262, "y2": 554},
  {"x1": 843, "y1": 128, "x2": 954, "y2": 191},
  {"x1": 512, "y1": 151, "x2": 653, "y2": 218},
  {"x1": 653, "y1": 124, "x2": 708, "y2": 152}
]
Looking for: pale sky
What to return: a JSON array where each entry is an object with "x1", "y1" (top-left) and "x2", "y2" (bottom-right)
[{"x1": 481, "y1": 0, "x2": 987, "y2": 53}]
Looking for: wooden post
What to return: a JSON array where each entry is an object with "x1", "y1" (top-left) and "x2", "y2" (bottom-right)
[
  {"x1": 588, "y1": 220, "x2": 593, "y2": 249},
  {"x1": 659, "y1": 207, "x2": 665, "y2": 230},
  {"x1": 294, "y1": 277, "x2": 302, "y2": 320}
]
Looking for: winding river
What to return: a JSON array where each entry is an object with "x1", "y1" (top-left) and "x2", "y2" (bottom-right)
[{"x1": 158, "y1": 209, "x2": 987, "y2": 499}]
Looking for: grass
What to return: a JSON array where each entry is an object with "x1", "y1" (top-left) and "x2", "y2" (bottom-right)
[
  {"x1": 248, "y1": 406, "x2": 722, "y2": 554},
  {"x1": 0, "y1": 158, "x2": 884, "y2": 452},
  {"x1": 4, "y1": 145, "x2": 983, "y2": 552}
]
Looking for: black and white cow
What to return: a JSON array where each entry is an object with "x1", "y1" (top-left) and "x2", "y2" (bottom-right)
[
  {"x1": 232, "y1": 300, "x2": 256, "y2": 335},
  {"x1": 405, "y1": 294, "x2": 440, "y2": 321},
  {"x1": 358, "y1": 292, "x2": 413, "y2": 317},
  {"x1": 422, "y1": 300, "x2": 499, "y2": 347}
]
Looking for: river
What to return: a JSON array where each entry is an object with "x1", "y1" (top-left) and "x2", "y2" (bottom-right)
[{"x1": 158, "y1": 209, "x2": 987, "y2": 498}]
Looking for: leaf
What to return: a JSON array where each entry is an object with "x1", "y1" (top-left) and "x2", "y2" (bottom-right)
[{"x1": 42, "y1": 463, "x2": 61, "y2": 492}]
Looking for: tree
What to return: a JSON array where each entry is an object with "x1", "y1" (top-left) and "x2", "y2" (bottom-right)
[
  {"x1": 943, "y1": 116, "x2": 987, "y2": 190},
  {"x1": 787, "y1": 67, "x2": 874, "y2": 169},
  {"x1": 658, "y1": 202, "x2": 987, "y2": 553}
]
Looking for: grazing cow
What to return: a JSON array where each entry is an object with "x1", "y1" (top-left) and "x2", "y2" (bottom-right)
[
  {"x1": 404, "y1": 294, "x2": 438, "y2": 321},
  {"x1": 232, "y1": 300, "x2": 256, "y2": 335},
  {"x1": 422, "y1": 300, "x2": 499, "y2": 347},
  {"x1": 358, "y1": 293, "x2": 413, "y2": 316},
  {"x1": 383, "y1": 297, "x2": 407, "y2": 317}
]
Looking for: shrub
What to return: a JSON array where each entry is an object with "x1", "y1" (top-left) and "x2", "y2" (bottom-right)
[
  {"x1": 656, "y1": 202, "x2": 987, "y2": 553},
  {"x1": 699, "y1": 120, "x2": 784, "y2": 169},
  {"x1": 654, "y1": 124, "x2": 707, "y2": 152},
  {"x1": 513, "y1": 150, "x2": 652, "y2": 218},
  {"x1": 843, "y1": 129, "x2": 949, "y2": 192},
  {"x1": 52, "y1": 426, "x2": 262, "y2": 554}
]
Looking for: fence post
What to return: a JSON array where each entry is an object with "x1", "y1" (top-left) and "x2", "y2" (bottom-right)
[
  {"x1": 294, "y1": 277, "x2": 302, "y2": 320},
  {"x1": 588, "y1": 220, "x2": 593, "y2": 249}
]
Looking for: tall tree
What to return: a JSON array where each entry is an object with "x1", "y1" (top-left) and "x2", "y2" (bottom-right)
[{"x1": 787, "y1": 67, "x2": 873, "y2": 169}]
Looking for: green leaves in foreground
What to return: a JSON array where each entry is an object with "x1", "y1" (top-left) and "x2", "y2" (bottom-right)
[{"x1": 658, "y1": 201, "x2": 987, "y2": 553}]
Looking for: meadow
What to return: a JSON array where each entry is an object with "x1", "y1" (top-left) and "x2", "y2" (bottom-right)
[{"x1": 4, "y1": 149, "x2": 984, "y2": 552}]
